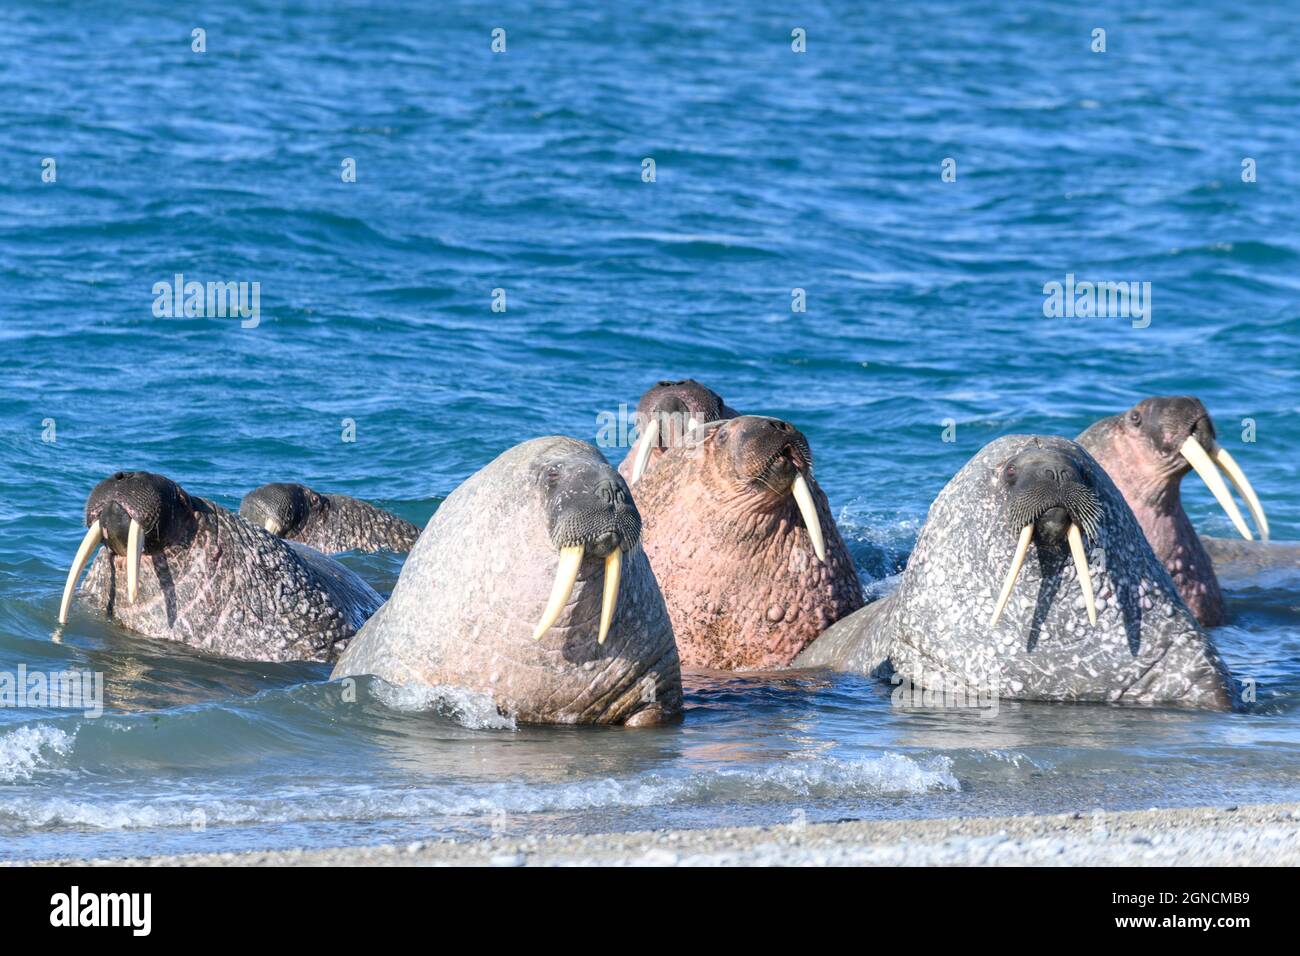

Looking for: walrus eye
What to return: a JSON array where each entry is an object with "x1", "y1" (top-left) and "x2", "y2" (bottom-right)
[
  {"x1": 545, "y1": 467, "x2": 560, "y2": 484},
  {"x1": 1129, "y1": 410, "x2": 1142, "y2": 426},
  {"x1": 1004, "y1": 464, "x2": 1016, "y2": 483}
]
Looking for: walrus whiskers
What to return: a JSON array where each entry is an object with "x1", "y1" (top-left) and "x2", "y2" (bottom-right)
[
  {"x1": 1067, "y1": 522, "x2": 1098, "y2": 625},
  {"x1": 791, "y1": 472, "x2": 826, "y2": 562},
  {"x1": 126, "y1": 517, "x2": 142, "y2": 602},
  {"x1": 1181, "y1": 436, "x2": 1252, "y2": 540},
  {"x1": 58, "y1": 520, "x2": 103, "y2": 625},
  {"x1": 989, "y1": 523, "x2": 1033, "y2": 627},
  {"x1": 1210, "y1": 443, "x2": 1268, "y2": 541}
]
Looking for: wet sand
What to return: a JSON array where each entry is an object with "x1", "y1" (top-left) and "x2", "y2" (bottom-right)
[{"x1": 15, "y1": 801, "x2": 1300, "y2": 866}]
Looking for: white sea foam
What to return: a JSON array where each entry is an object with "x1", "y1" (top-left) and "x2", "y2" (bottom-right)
[
  {"x1": 0, "y1": 724, "x2": 74, "y2": 782},
  {"x1": 0, "y1": 753, "x2": 956, "y2": 831},
  {"x1": 368, "y1": 679, "x2": 516, "y2": 730}
]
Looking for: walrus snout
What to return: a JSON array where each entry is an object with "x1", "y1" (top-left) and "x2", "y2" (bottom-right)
[
  {"x1": 718, "y1": 416, "x2": 826, "y2": 562},
  {"x1": 991, "y1": 450, "x2": 1102, "y2": 628},
  {"x1": 535, "y1": 462, "x2": 643, "y2": 645},
  {"x1": 1034, "y1": 505, "x2": 1071, "y2": 543},
  {"x1": 59, "y1": 471, "x2": 196, "y2": 624}
]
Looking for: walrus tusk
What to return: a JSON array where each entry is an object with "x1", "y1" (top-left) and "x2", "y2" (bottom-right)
[
  {"x1": 990, "y1": 523, "x2": 1034, "y2": 628},
  {"x1": 126, "y1": 518, "x2": 142, "y2": 602},
  {"x1": 687, "y1": 416, "x2": 700, "y2": 435},
  {"x1": 791, "y1": 472, "x2": 826, "y2": 562},
  {"x1": 58, "y1": 520, "x2": 103, "y2": 625},
  {"x1": 1067, "y1": 522, "x2": 1097, "y2": 626},
  {"x1": 630, "y1": 417, "x2": 660, "y2": 485},
  {"x1": 598, "y1": 548, "x2": 621, "y2": 645},
  {"x1": 1181, "y1": 436, "x2": 1252, "y2": 540},
  {"x1": 533, "y1": 545, "x2": 585, "y2": 641},
  {"x1": 1211, "y1": 443, "x2": 1268, "y2": 541}
]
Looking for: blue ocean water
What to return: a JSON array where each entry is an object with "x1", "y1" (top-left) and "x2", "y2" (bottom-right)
[{"x1": 1, "y1": 1, "x2": 1298, "y2": 861}]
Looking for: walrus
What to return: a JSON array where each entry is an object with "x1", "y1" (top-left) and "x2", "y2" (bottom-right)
[
  {"x1": 239, "y1": 482, "x2": 421, "y2": 554},
  {"x1": 58, "y1": 471, "x2": 383, "y2": 663},
  {"x1": 331, "y1": 437, "x2": 682, "y2": 725},
  {"x1": 1077, "y1": 396, "x2": 1271, "y2": 626},
  {"x1": 631, "y1": 415, "x2": 864, "y2": 670},
  {"x1": 795, "y1": 436, "x2": 1236, "y2": 711},
  {"x1": 618, "y1": 378, "x2": 739, "y2": 485}
]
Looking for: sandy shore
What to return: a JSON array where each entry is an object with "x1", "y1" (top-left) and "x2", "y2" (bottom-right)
[{"x1": 16, "y1": 801, "x2": 1300, "y2": 866}]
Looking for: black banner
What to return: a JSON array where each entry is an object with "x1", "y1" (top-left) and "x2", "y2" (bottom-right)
[{"x1": 0, "y1": 865, "x2": 1276, "y2": 941}]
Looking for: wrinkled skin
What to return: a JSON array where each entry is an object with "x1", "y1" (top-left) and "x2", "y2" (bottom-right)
[
  {"x1": 796, "y1": 436, "x2": 1236, "y2": 711},
  {"x1": 332, "y1": 437, "x2": 682, "y2": 726},
  {"x1": 70, "y1": 472, "x2": 382, "y2": 662},
  {"x1": 1078, "y1": 396, "x2": 1285, "y2": 626},
  {"x1": 618, "y1": 379, "x2": 739, "y2": 485},
  {"x1": 632, "y1": 416, "x2": 864, "y2": 670},
  {"x1": 240, "y1": 482, "x2": 420, "y2": 554}
]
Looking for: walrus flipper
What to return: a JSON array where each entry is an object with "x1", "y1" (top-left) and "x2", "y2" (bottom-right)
[{"x1": 792, "y1": 593, "x2": 896, "y2": 673}]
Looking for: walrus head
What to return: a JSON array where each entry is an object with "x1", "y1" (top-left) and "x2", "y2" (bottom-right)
[
  {"x1": 58, "y1": 471, "x2": 200, "y2": 624},
  {"x1": 990, "y1": 447, "x2": 1103, "y2": 627},
  {"x1": 1078, "y1": 396, "x2": 1267, "y2": 542},
  {"x1": 631, "y1": 415, "x2": 863, "y2": 669},
  {"x1": 691, "y1": 415, "x2": 827, "y2": 560},
  {"x1": 534, "y1": 451, "x2": 642, "y2": 644},
  {"x1": 627, "y1": 379, "x2": 733, "y2": 484},
  {"x1": 238, "y1": 482, "x2": 323, "y2": 538}
]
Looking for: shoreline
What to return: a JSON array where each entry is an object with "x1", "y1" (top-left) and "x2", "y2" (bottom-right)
[{"x1": 15, "y1": 801, "x2": 1300, "y2": 867}]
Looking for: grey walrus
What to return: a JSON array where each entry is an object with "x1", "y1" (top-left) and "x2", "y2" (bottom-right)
[
  {"x1": 240, "y1": 482, "x2": 421, "y2": 554},
  {"x1": 58, "y1": 471, "x2": 383, "y2": 662},
  {"x1": 332, "y1": 437, "x2": 683, "y2": 725},
  {"x1": 1077, "y1": 396, "x2": 1278, "y2": 626},
  {"x1": 618, "y1": 379, "x2": 739, "y2": 486},
  {"x1": 796, "y1": 436, "x2": 1236, "y2": 711}
]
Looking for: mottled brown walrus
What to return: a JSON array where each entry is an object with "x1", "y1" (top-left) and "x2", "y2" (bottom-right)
[{"x1": 632, "y1": 415, "x2": 863, "y2": 670}]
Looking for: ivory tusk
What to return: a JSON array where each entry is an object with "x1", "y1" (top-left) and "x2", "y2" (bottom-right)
[
  {"x1": 126, "y1": 518, "x2": 142, "y2": 602},
  {"x1": 630, "y1": 417, "x2": 660, "y2": 485},
  {"x1": 58, "y1": 520, "x2": 103, "y2": 625},
  {"x1": 990, "y1": 524, "x2": 1034, "y2": 628},
  {"x1": 1211, "y1": 444, "x2": 1268, "y2": 542},
  {"x1": 1067, "y1": 522, "x2": 1098, "y2": 626},
  {"x1": 597, "y1": 548, "x2": 621, "y2": 645},
  {"x1": 1182, "y1": 436, "x2": 1252, "y2": 540},
  {"x1": 533, "y1": 545, "x2": 584, "y2": 641},
  {"x1": 791, "y1": 472, "x2": 826, "y2": 562}
]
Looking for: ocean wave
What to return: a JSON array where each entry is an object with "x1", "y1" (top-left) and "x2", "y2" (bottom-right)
[
  {"x1": 0, "y1": 724, "x2": 74, "y2": 783},
  {"x1": 367, "y1": 679, "x2": 517, "y2": 731},
  {"x1": 0, "y1": 753, "x2": 956, "y2": 832}
]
